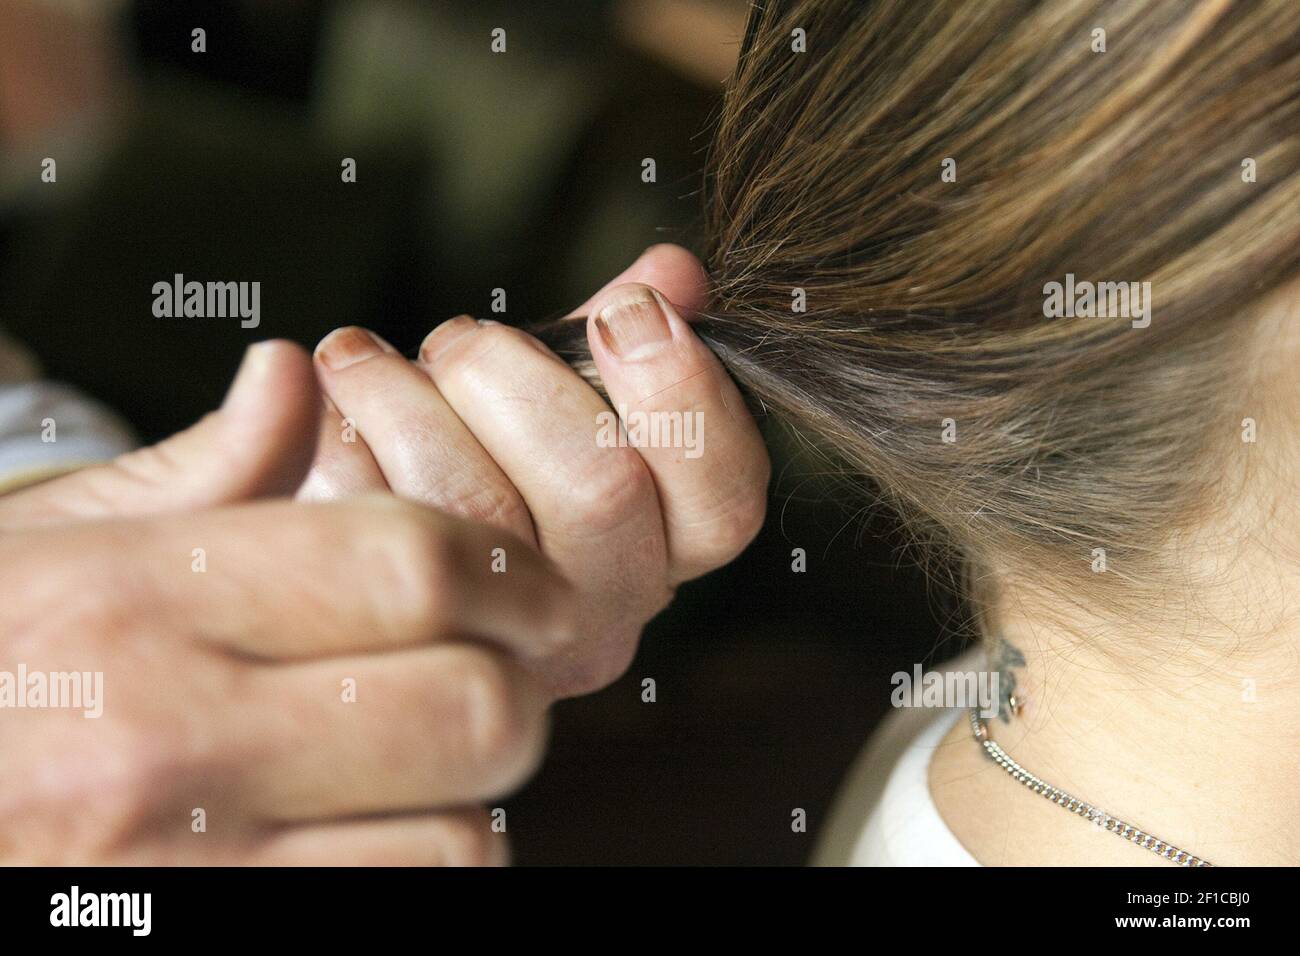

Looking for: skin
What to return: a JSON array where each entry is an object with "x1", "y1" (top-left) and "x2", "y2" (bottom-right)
[
  {"x1": 929, "y1": 284, "x2": 1300, "y2": 866},
  {"x1": 300, "y1": 244, "x2": 770, "y2": 696},
  {"x1": 0, "y1": 244, "x2": 770, "y2": 865}
]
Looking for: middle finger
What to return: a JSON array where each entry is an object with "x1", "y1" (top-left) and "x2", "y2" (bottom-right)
[{"x1": 418, "y1": 319, "x2": 671, "y2": 693}]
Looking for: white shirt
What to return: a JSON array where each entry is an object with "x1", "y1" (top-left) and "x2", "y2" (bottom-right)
[
  {"x1": 0, "y1": 330, "x2": 135, "y2": 491},
  {"x1": 814, "y1": 652, "x2": 982, "y2": 866}
]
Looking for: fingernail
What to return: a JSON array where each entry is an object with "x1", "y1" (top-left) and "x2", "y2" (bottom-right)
[
  {"x1": 594, "y1": 286, "x2": 673, "y2": 361},
  {"x1": 222, "y1": 341, "x2": 275, "y2": 412},
  {"x1": 419, "y1": 315, "x2": 477, "y2": 365},
  {"x1": 315, "y1": 327, "x2": 392, "y2": 371}
]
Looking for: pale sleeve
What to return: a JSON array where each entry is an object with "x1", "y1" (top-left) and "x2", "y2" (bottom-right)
[{"x1": 0, "y1": 329, "x2": 137, "y2": 493}]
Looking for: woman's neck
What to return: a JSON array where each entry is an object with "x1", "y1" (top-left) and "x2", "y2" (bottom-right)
[
  {"x1": 930, "y1": 558, "x2": 1300, "y2": 866},
  {"x1": 932, "y1": 294, "x2": 1299, "y2": 866}
]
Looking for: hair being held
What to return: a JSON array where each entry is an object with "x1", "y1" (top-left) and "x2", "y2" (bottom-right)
[{"x1": 536, "y1": 0, "x2": 1300, "y2": 653}]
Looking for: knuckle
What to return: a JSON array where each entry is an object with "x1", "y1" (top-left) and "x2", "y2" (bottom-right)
[
  {"x1": 541, "y1": 577, "x2": 582, "y2": 647},
  {"x1": 566, "y1": 452, "x2": 656, "y2": 535},
  {"x1": 554, "y1": 623, "x2": 645, "y2": 697},
  {"x1": 673, "y1": 467, "x2": 770, "y2": 576},
  {"x1": 708, "y1": 491, "x2": 769, "y2": 563},
  {"x1": 41, "y1": 722, "x2": 185, "y2": 860},
  {"x1": 94, "y1": 733, "x2": 168, "y2": 823},
  {"x1": 362, "y1": 499, "x2": 462, "y2": 639},
  {"x1": 452, "y1": 650, "x2": 546, "y2": 789},
  {"x1": 433, "y1": 810, "x2": 508, "y2": 867},
  {"x1": 458, "y1": 482, "x2": 534, "y2": 539},
  {"x1": 54, "y1": 562, "x2": 139, "y2": 643}
]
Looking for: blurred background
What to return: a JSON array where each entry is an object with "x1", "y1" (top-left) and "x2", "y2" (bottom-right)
[{"x1": 0, "y1": 0, "x2": 957, "y2": 864}]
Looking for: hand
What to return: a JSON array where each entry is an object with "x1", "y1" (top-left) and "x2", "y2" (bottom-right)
[
  {"x1": 0, "y1": 343, "x2": 576, "y2": 864},
  {"x1": 299, "y1": 245, "x2": 771, "y2": 696}
]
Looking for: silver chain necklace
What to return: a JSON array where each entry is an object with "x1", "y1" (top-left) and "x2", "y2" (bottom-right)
[{"x1": 967, "y1": 709, "x2": 1214, "y2": 867}]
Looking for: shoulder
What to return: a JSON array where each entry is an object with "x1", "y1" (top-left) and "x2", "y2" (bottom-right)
[
  {"x1": 0, "y1": 330, "x2": 136, "y2": 491},
  {"x1": 813, "y1": 650, "x2": 984, "y2": 867}
]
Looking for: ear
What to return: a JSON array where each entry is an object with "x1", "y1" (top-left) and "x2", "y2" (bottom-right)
[{"x1": 566, "y1": 244, "x2": 711, "y2": 319}]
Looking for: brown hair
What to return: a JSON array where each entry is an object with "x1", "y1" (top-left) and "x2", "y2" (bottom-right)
[{"x1": 538, "y1": 0, "x2": 1300, "y2": 620}]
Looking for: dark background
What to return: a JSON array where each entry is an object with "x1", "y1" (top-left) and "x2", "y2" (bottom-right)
[{"x1": 0, "y1": 0, "x2": 955, "y2": 864}]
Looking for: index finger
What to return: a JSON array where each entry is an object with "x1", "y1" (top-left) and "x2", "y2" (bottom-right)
[{"x1": 28, "y1": 496, "x2": 579, "y2": 661}]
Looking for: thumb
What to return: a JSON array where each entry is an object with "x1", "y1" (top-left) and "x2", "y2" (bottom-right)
[{"x1": 0, "y1": 341, "x2": 320, "y2": 529}]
